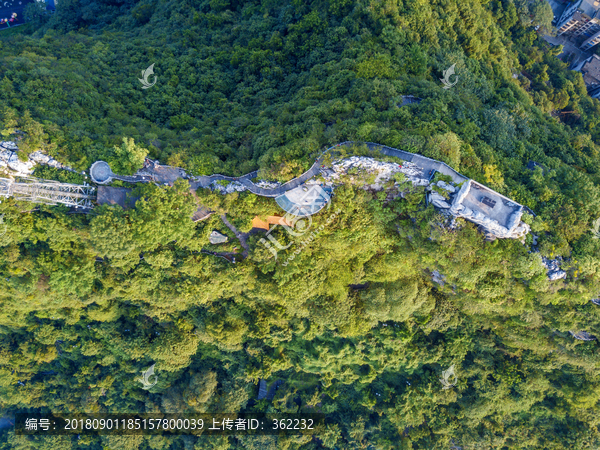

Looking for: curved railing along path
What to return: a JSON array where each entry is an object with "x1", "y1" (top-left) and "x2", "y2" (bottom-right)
[
  {"x1": 190, "y1": 158, "x2": 325, "y2": 198},
  {"x1": 189, "y1": 141, "x2": 469, "y2": 197}
]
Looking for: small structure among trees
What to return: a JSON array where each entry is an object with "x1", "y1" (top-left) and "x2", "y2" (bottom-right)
[
  {"x1": 96, "y1": 186, "x2": 139, "y2": 209},
  {"x1": 569, "y1": 331, "x2": 597, "y2": 341},
  {"x1": 399, "y1": 95, "x2": 422, "y2": 107},
  {"x1": 449, "y1": 179, "x2": 530, "y2": 239},
  {"x1": 257, "y1": 379, "x2": 267, "y2": 400}
]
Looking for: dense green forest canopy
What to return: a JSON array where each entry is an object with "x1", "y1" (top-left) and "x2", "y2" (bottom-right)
[{"x1": 3, "y1": 0, "x2": 600, "y2": 449}]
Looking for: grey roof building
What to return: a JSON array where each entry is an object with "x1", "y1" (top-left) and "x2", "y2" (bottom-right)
[
  {"x1": 449, "y1": 180, "x2": 529, "y2": 239},
  {"x1": 571, "y1": 54, "x2": 600, "y2": 85},
  {"x1": 96, "y1": 186, "x2": 140, "y2": 209},
  {"x1": 257, "y1": 379, "x2": 267, "y2": 400},
  {"x1": 555, "y1": 0, "x2": 600, "y2": 50},
  {"x1": 571, "y1": 54, "x2": 600, "y2": 97}
]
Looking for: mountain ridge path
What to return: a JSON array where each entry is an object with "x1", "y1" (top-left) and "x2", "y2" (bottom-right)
[{"x1": 188, "y1": 141, "x2": 469, "y2": 197}]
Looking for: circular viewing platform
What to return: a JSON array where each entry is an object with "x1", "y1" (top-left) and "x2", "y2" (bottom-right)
[{"x1": 90, "y1": 161, "x2": 114, "y2": 184}]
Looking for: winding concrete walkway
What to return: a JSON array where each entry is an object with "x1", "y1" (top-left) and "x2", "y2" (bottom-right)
[
  {"x1": 356, "y1": 141, "x2": 467, "y2": 185},
  {"x1": 189, "y1": 141, "x2": 468, "y2": 197},
  {"x1": 236, "y1": 157, "x2": 324, "y2": 197},
  {"x1": 90, "y1": 141, "x2": 468, "y2": 198}
]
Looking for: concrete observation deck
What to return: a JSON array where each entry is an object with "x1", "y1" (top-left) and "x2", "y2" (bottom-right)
[
  {"x1": 275, "y1": 185, "x2": 333, "y2": 217},
  {"x1": 450, "y1": 180, "x2": 527, "y2": 239}
]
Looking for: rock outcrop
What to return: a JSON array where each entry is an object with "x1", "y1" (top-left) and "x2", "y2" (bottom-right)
[
  {"x1": 542, "y1": 256, "x2": 567, "y2": 281},
  {"x1": 451, "y1": 202, "x2": 530, "y2": 239},
  {"x1": 0, "y1": 141, "x2": 77, "y2": 176},
  {"x1": 431, "y1": 270, "x2": 446, "y2": 286},
  {"x1": 209, "y1": 230, "x2": 228, "y2": 245},
  {"x1": 429, "y1": 191, "x2": 451, "y2": 209},
  {"x1": 436, "y1": 180, "x2": 456, "y2": 193},
  {"x1": 211, "y1": 180, "x2": 247, "y2": 194},
  {"x1": 328, "y1": 156, "x2": 429, "y2": 188},
  {"x1": 255, "y1": 180, "x2": 281, "y2": 189}
]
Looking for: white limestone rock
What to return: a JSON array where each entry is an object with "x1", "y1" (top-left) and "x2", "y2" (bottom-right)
[
  {"x1": 542, "y1": 256, "x2": 567, "y2": 281},
  {"x1": 7, "y1": 153, "x2": 34, "y2": 175},
  {"x1": 410, "y1": 178, "x2": 430, "y2": 187},
  {"x1": 29, "y1": 151, "x2": 53, "y2": 165},
  {"x1": 255, "y1": 180, "x2": 281, "y2": 189},
  {"x1": 0, "y1": 141, "x2": 18, "y2": 151},
  {"x1": 430, "y1": 191, "x2": 451, "y2": 209},
  {"x1": 450, "y1": 181, "x2": 470, "y2": 214},
  {"x1": 542, "y1": 256, "x2": 560, "y2": 272},
  {"x1": 431, "y1": 270, "x2": 446, "y2": 286},
  {"x1": 436, "y1": 180, "x2": 456, "y2": 193},
  {"x1": 329, "y1": 156, "x2": 428, "y2": 188},
  {"x1": 506, "y1": 208, "x2": 524, "y2": 232},
  {"x1": 212, "y1": 180, "x2": 247, "y2": 194},
  {"x1": 509, "y1": 222, "x2": 530, "y2": 239},
  {"x1": 0, "y1": 142, "x2": 75, "y2": 176},
  {"x1": 548, "y1": 270, "x2": 567, "y2": 281}
]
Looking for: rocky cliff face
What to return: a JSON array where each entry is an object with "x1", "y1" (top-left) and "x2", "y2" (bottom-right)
[
  {"x1": 428, "y1": 181, "x2": 455, "y2": 209},
  {"x1": 0, "y1": 142, "x2": 77, "y2": 176},
  {"x1": 319, "y1": 157, "x2": 531, "y2": 240},
  {"x1": 542, "y1": 256, "x2": 567, "y2": 281},
  {"x1": 326, "y1": 156, "x2": 429, "y2": 188}
]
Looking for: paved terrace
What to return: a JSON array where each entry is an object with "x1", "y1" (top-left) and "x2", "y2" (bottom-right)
[{"x1": 459, "y1": 181, "x2": 520, "y2": 229}]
